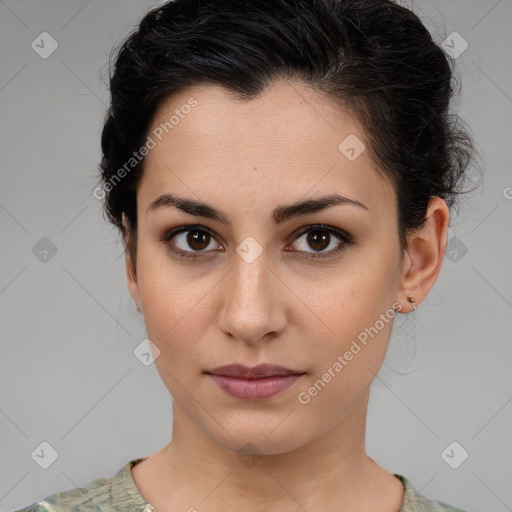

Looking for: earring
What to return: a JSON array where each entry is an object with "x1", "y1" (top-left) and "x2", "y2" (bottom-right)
[
  {"x1": 135, "y1": 303, "x2": 142, "y2": 313},
  {"x1": 407, "y1": 296, "x2": 417, "y2": 311}
]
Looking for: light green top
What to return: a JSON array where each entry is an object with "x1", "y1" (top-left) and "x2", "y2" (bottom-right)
[{"x1": 15, "y1": 457, "x2": 465, "y2": 512}]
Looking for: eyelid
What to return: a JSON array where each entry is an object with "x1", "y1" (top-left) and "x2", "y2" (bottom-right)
[
  {"x1": 161, "y1": 223, "x2": 354, "y2": 260},
  {"x1": 160, "y1": 224, "x2": 217, "y2": 244},
  {"x1": 160, "y1": 224, "x2": 223, "y2": 257},
  {"x1": 287, "y1": 224, "x2": 353, "y2": 260},
  {"x1": 290, "y1": 224, "x2": 354, "y2": 245}
]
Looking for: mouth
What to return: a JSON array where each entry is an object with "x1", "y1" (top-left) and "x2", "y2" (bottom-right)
[{"x1": 205, "y1": 364, "x2": 306, "y2": 400}]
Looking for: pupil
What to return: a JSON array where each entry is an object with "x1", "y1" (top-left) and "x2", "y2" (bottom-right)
[
  {"x1": 188, "y1": 230, "x2": 209, "y2": 250},
  {"x1": 308, "y1": 230, "x2": 329, "y2": 251}
]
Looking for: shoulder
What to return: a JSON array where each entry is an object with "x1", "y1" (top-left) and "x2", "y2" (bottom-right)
[
  {"x1": 16, "y1": 477, "x2": 113, "y2": 512},
  {"x1": 13, "y1": 474, "x2": 113, "y2": 512},
  {"x1": 396, "y1": 474, "x2": 466, "y2": 512},
  {"x1": 13, "y1": 458, "x2": 154, "y2": 512}
]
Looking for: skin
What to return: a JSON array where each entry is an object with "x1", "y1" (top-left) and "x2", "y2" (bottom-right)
[{"x1": 125, "y1": 79, "x2": 449, "y2": 512}]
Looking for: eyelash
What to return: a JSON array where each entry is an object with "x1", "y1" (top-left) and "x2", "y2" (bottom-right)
[{"x1": 160, "y1": 224, "x2": 354, "y2": 261}]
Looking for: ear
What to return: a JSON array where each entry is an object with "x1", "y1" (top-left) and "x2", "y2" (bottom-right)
[
  {"x1": 122, "y1": 213, "x2": 140, "y2": 306},
  {"x1": 396, "y1": 196, "x2": 450, "y2": 313}
]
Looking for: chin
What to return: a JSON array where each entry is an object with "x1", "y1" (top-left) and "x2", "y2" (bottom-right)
[{"x1": 207, "y1": 416, "x2": 310, "y2": 457}]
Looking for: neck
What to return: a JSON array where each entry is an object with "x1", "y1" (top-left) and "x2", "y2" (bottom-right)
[{"x1": 137, "y1": 391, "x2": 403, "y2": 512}]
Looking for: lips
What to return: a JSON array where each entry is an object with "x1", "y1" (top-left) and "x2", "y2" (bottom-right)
[
  {"x1": 205, "y1": 364, "x2": 305, "y2": 400},
  {"x1": 207, "y1": 363, "x2": 304, "y2": 379}
]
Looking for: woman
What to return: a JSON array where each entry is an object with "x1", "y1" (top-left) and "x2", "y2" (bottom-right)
[{"x1": 16, "y1": 0, "x2": 476, "y2": 510}]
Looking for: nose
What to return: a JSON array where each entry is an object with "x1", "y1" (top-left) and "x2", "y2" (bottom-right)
[{"x1": 217, "y1": 246, "x2": 287, "y2": 345}]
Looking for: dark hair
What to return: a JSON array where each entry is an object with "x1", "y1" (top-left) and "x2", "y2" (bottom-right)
[{"x1": 98, "y1": 0, "x2": 477, "y2": 262}]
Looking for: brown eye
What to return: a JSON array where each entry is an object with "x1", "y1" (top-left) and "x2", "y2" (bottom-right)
[
  {"x1": 304, "y1": 230, "x2": 331, "y2": 251},
  {"x1": 162, "y1": 226, "x2": 223, "y2": 259},
  {"x1": 162, "y1": 224, "x2": 353, "y2": 261},
  {"x1": 185, "y1": 229, "x2": 211, "y2": 251},
  {"x1": 289, "y1": 225, "x2": 354, "y2": 260}
]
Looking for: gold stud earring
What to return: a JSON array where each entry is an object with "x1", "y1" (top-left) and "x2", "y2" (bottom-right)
[{"x1": 407, "y1": 296, "x2": 417, "y2": 311}]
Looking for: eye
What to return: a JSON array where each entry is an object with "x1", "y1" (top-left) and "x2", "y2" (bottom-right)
[
  {"x1": 162, "y1": 225, "x2": 223, "y2": 259},
  {"x1": 161, "y1": 224, "x2": 354, "y2": 261},
  {"x1": 287, "y1": 224, "x2": 354, "y2": 260}
]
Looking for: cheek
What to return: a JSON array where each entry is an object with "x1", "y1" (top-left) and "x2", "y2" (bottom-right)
[
  {"x1": 135, "y1": 244, "x2": 212, "y2": 355},
  {"x1": 139, "y1": 272, "x2": 214, "y2": 402},
  {"x1": 294, "y1": 314, "x2": 395, "y2": 420},
  {"x1": 289, "y1": 247, "x2": 400, "y2": 394},
  {"x1": 289, "y1": 251, "x2": 399, "y2": 350}
]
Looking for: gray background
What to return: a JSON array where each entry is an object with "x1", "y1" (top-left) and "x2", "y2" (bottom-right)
[{"x1": 1, "y1": 1, "x2": 511, "y2": 511}]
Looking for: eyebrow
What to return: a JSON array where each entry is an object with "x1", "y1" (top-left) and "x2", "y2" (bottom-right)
[{"x1": 146, "y1": 192, "x2": 368, "y2": 226}]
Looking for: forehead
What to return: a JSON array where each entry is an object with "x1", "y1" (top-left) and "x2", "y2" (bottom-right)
[
  {"x1": 147, "y1": 80, "x2": 362, "y2": 152},
  {"x1": 139, "y1": 80, "x2": 395, "y2": 219}
]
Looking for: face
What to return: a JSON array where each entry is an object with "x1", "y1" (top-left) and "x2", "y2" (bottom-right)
[{"x1": 127, "y1": 80, "x2": 406, "y2": 455}]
